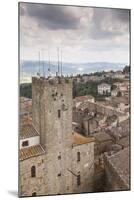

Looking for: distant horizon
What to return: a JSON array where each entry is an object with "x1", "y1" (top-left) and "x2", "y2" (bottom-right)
[
  {"x1": 20, "y1": 62, "x2": 127, "y2": 84},
  {"x1": 20, "y1": 59, "x2": 128, "y2": 65}
]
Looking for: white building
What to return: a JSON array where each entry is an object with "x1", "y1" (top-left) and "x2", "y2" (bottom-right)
[
  {"x1": 98, "y1": 83, "x2": 111, "y2": 95},
  {"x1": 111, "y1": 89, "x2": 118, "y2": 97}
]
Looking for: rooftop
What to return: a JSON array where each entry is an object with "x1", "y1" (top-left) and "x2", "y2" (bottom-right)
[
  {"x1": 20, "y1": 97, "x2": 32, "y2": 103},
  {"x1": 74, "y1": 95, "x2": 94, "y2": 102},
  {"x1": 117, "y1": 136, "x2": 129, "y2": 148},
  {"x1": 20, "y1": 115, "x2": 32, "y2": 126},
  {"x1": 73, "y1": 132, "x2": 94, "y2": 146},
  {"x1": 111, "y1": 96, "x2": 129, "y2": 105},
  {"x1": 32, "y1": 76, "x2": 72, "y2": 86},
  {"x1": 105, "y1": 147, "x2": 130, "y2": 189},
  {"x1": 106, "y1": 115, "x2": 117, "y2": 123},
  {"x1": 20, "y1": 124, "x2": 39, "y2": 139},
  {"x1": 20, "y1": 144, "x2": 45, "y2": 161},
  {"x1": 94, "y1": 132, "x2": 113, "y2": 143},
  {"x1": 77, "y1": 101, "x2": 89, "y2": 110},
  {"x1": 98, "y1": 83, "x2": 111, "y2": 87},
  {"x1": 108, "y1": 119, "x2": 130, "y2": 140},
  {"x1": 20, "y1": 97, "x2": 32, "y2": 115}
]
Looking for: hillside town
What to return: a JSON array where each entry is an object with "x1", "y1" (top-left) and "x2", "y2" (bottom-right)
[
  {"x1": 72, "y1": 68, "x2": 130, "y2": 191},
  {"x1": 19, "y1": 67, "x2": 130, "y2": 196}
]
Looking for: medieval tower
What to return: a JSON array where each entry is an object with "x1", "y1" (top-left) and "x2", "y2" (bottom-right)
[
  {"x1": 32, "y1": 77, "x2": 73, "y2": 194},
  {"x1": 19, "y1": 76, "x2": 94, "y2": 196}
]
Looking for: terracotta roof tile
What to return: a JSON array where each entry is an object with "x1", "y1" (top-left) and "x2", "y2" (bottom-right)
[
  {"x1": 20, "y1": 145, "x2": 45, "y2": 161},
  {"x1": 73, "y1": 132, "x2": 94, "y2": 146},
  {"x1": 20, "y1": 124, "x2": 39, "y2": 139}
]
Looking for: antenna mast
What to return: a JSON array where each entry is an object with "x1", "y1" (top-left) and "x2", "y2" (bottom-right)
[
  {"x1": 38, "y1": 51, "x2": 40, "y2": 77},
  {"x1": 48, "y1": 49, "x2": 51, "y2": 76},
  {"x1": 42, "y1": 49, "x2": 45, "y2": 78},
  {"x1": 61, "y1": 50, "x2": 62, "y2": 77},
  {"x1": 57, "y1": 47, "x2": 60, "y2": 76}
]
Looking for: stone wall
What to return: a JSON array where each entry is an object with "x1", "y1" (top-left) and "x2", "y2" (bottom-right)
[
  {"x1": 103, "y1": 154, "x2": 130, "y2": 191},
  {"x1": 71, "y1": 142, "x2": 94, "y2": 193},
  {"x1": 32, "y1": 77, "x2": 73, "y2": 152},
  {"x1": 88, "y1": 101, "x2": 124, "y2": 117},
  {"x1": 19, "y1": 155, "x2": 45, "y2": 197},
  {"x1": 95, "y1": 140, "x2": 113, "y2": 156},
  {"x1": 32, "y1": 77, "x2": 43, "y2": 132},
  {"x1": 20, "y1": 77, "x2": 95, "y2": 196},
  {"x1": 82, "y1": 119, "x2": 98, "y2": 136},
  {"x1": 43, "y1": 147, "x2": 73, "y2": 195},
  {"x1": 20, "y1": 141, "x2": 94, "y2": 196}
]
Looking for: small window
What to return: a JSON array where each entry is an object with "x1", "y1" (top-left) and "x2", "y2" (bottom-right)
[
  {"x1": 58, "y1": 173, "x2": 61, "y2": 177},
  {"x1": 67, "y1": 186, "x2": 69, "y2": 190},
  {"x1": 58, "y1": 155, "x2": 61, "y2": 160},
  {"x1": 22, "y1": 140, "x2": 29, "y2": 147},
  {"x1": 32, "y1": 192, "x2": 36, "y2": 196},
  {"x1": 31, "y1": 166, "x2": 36, "y2": 178},
  {"x1": 77, "y1": 174, "x2": 81, "y2": 186},
  {"x1": 77, "y1": 152, "x2": 80, "y2": 162},
  {"x1": 58, "y1": 110, "x2": 61, "y2": 118}
]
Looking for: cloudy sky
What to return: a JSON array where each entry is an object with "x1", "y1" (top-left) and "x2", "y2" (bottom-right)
[{"x1": 20, "y1": 3, "x2": 130, "y2": 63}]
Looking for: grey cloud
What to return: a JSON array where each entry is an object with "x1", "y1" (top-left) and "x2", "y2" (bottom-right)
[
  {"x1": 20, "y1": 5, "x2": 25, "y2": 16},
  {"x1": 89, "y1": 8, "x2": 130, "y2": 40},
  {"x1": 20, "y1": 3, "x2": 129, "y2": 63},
  {"x1": 20, "y1": 3, "x2": 81, "y2": 30}
]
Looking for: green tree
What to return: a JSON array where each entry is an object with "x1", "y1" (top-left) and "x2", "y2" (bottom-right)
[{"x1": 123, "y1": 65, "x2": 130, "y2": 74}]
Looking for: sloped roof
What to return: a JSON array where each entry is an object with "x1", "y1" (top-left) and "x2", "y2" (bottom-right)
[
  {"x1": 74, "y1": 95, "x2": 94, "y2": 102},
  {"x1": 20, "y1": 124, "x2": 39, "y2": 139},
  {"x1": 94, "y1": 132, "x2": 113, "y2": 143},
  {"x1": 73, "y1": 132, "x2": 94, "y2": 146},
  {"x1": 106, "y1": 147, "x2": 130, "y2": 189},
  {"x1": 20, "y1": 144, "x2": 45, "y2": 161},
  {"x1": 117, "y1": 136, "x2": 129, "y2": 148},
  {"x1": 98, "y1": 83, "x2": 111, "y2": 87}
]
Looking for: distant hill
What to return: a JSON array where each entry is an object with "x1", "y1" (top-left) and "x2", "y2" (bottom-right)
[{"x1": 20, "y1": 60, "x2": 126, "y2": 83}]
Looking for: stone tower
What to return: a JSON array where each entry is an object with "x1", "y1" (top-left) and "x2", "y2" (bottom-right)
[
  {"x1": 32, "y1": 76, "x2": 73, "y2": 195},
  {"x1": 32, "y1": 77, "x2": 73, "y2": 151}
]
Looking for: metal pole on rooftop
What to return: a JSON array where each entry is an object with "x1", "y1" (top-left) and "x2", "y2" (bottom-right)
[
  {"x1": 61, "y1": 50, "x2": 62, "y2": 77},
  {"x1": 42, "y1": 49, "x2": 45, "y2": 78},
  {"x1": 48, "y1": 48, "x2": 51, "y2": 76},
  {"x1": 57, "y1": 47, "x2": 60, "y2": 76},
  {"x1": 38, "y1": 51, "x2": 40, "y2": 77}
]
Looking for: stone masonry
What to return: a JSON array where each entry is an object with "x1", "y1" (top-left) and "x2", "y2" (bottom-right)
[{"x1": 19, "y1": 77, "x2": 94, "y2": 197}]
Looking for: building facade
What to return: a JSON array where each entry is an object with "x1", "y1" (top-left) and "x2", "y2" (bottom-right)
[
  {"x1": 104, "y1": 148, "x2": 130, "y2": 191},
  {"x1": 19, "y1": 77, "x2": 95, "y2": 197},
  {"x1": 98, "y1": 83, "x2": 111, "y2": 95}
]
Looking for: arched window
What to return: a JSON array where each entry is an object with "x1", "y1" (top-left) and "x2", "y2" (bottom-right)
[{"x1": 31, "y1": 166, "x2": 36, "y2": 177}]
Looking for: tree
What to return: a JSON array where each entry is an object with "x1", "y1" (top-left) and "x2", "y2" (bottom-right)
[{"x1": 123, "y1": 65, "x2": 130, "y2": 74}]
